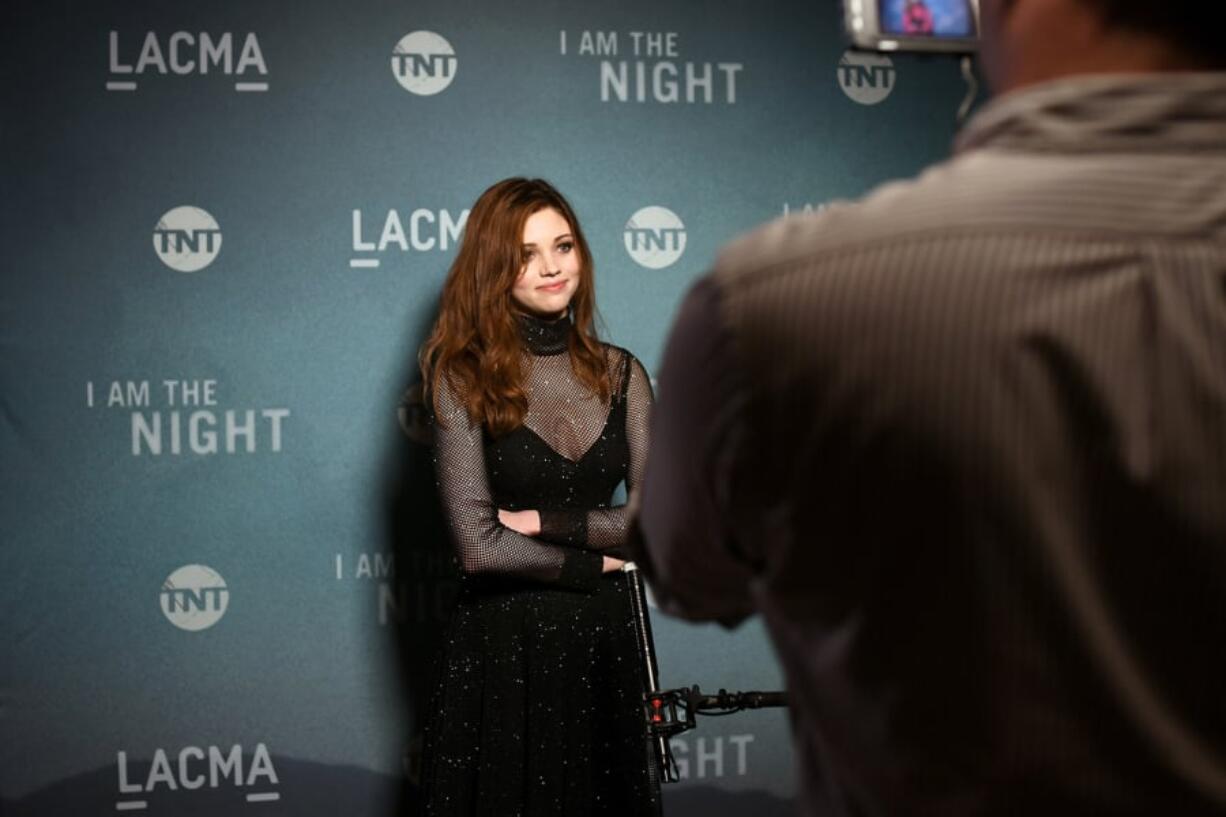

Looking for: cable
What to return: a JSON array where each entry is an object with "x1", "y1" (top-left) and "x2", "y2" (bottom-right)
[{"x1": 957, "y1": 54, "x2": 979, "y2": 122}]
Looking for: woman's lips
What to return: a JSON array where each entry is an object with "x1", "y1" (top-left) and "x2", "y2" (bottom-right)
[{"x1": 538, "y1": 281, "x2": 567, "y2": 292}]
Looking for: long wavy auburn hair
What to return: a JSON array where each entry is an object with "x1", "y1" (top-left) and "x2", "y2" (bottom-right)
[{"x1": 419, "y1": 178, "x2": 610, "y2": 436}]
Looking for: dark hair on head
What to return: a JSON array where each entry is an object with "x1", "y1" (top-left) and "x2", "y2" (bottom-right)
[
  {"x1": 419, "y1": 178, "x2": 609, "y2": 436},
  {"x1": 1079, "y1": 0, "x2": 1226, "y2": 66}
]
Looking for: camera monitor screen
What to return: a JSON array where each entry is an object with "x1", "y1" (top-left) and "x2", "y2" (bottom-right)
[
  {"x1": 880, "y1": 0, "x2": 975, "y2": 38},
  {"x1": 844, "y1": 0, "x2": 978, "y2": 53}
]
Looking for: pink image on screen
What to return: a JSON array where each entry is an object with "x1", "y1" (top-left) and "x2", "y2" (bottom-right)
[{"x1": 903, "y1": 0, "x2": 935, "y2": 34}]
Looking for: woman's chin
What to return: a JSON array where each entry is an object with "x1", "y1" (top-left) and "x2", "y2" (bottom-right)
[{"x1": 518, "y1": 299, "x2": 572, "y2": 320}]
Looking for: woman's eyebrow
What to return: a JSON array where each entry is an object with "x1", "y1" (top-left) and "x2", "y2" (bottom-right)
[{"x1": 522, "y1": 233, "x2": 573, "y2": 248}]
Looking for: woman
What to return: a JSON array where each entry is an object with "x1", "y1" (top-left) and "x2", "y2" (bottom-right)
[{"x1": 418, "y1": 178, "x2": 659, "y2": 815}]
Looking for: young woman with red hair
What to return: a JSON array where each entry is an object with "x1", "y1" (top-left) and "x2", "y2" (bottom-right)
[{"x1": 418, "y1": 178, "x2": 658, "y2": 815}]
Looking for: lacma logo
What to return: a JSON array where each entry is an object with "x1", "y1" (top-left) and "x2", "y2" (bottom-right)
[
  {"x1": 350, "y1": 206, "x2": 470, "y2": 269},
  {"x1": 392, "y1": 31, "x2": 457, "y2": 95},
  {"x1": 161, "y1": 565, "x2": 229, "y2": 631},
  {"x1": 624, "y1": 206, "x2": 686, "y2": 270},
  {"x1": 107, "y1": 32, "x2": 269, "y2": 93},
  {"x1": 116, "y1": 742, "x2": 280, "y2": 810},
  {"x1": 838, "y1": 50, "x2": 895, "y2": 105},
  {"x1": 153, "y1": 207, "x2": 222, "y2": 273}
]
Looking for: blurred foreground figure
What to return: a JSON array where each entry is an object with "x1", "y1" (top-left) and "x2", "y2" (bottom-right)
[{"x1": 631, "y1": 2, "x2": 1226, "y2": 814}]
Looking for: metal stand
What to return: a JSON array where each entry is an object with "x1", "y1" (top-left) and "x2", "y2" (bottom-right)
[{"x1": 621, "y1": 562, "x2": 787, "y2": 786}]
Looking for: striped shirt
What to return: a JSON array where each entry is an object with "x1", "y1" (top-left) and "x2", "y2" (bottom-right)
[{"x1": 632, "y1": 73, "x2": 1226, "y2": 816}]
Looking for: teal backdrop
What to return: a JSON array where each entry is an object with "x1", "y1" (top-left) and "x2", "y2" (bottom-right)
[{"x1": 1, "y1": 1, "x2": 973, "y2": 814}]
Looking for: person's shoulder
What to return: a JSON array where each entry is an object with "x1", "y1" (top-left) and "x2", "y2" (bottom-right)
[
  {"x1": 598, "y1": 342, "x2": 651, "y2": 381},
  {"x1": 599, "y1": 341, "x2": 644, "y2": 367},
  {"x1": 714, "y1": 154, "x2": 1004, "y2": 289},
  {"x1": 599, "y1": 340, "x2": 627, "y2": 357}
]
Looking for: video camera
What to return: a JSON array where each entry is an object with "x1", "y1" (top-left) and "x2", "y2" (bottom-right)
[{"x1": 845, "y1": 0, "x2": 980, "y2": 53}]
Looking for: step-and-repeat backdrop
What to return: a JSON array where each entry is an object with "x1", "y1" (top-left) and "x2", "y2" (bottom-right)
[{"x1": 1, "y1": 1, "x2": 971, "y2": 814}]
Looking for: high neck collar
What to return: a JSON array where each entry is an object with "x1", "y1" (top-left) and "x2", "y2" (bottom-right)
[{"x1": 517, "y1": 311, "x2": 571, "y2": 356}]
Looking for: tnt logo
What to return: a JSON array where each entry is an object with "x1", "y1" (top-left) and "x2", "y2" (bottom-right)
[
  {"x1": 397, "y1": 383, "x2": 433, "y2": 445},
  {"x1": 624, "y1": 206, "x2": 687, "y2": 270},
  {"x1": 153, "y1": 206, "x2": 222, "y2": 272},
  {"x1": 837, "y1": 50, "x2": 895, "y2": 105},
  {"x1": 392, "y1": 31, "x2": 457, "y2": 95},
  {"x1": 161, "y1": 564, "x2": 229, "y2": 631}
]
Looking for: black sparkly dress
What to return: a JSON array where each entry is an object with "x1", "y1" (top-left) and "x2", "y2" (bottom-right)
[{"x1": 420, "y1": 313, "x2": 660, "y2": 817}]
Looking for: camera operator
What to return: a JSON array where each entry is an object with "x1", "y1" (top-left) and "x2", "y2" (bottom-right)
[{"x1": 630, "y1": 2, "x2": 1226, "y2": 815}]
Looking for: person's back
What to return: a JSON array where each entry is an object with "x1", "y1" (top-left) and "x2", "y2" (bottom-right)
[
  {"x1": 711, "y1": 71, "x2": 1226, "y2": 815},
  {"x1": 631, "y1": 2, "x2": 1226, "y2": 814}
]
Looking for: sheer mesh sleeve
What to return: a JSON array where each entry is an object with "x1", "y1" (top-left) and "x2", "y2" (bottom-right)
[
  {"x1": 433, "y1": 375, "x2": 602, "y2": 591},
  {"x1": 537, "y1": 352, "x2": 654, "y2": 557}
]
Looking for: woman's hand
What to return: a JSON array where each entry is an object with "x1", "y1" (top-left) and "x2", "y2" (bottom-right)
[
  {"x1": 602, "y1": 556, "x2": 626, "y2": 573},
  {"x1": 498, "y1": 508, "x2": 541, "y2": 537}
]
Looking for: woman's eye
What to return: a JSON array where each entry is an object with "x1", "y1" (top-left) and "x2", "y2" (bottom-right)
[
  {"x1": 557, "y1": 242, "x2": 573, "y2": 253},
  {"x1": 522, "y1": 250, "x2": 536, "y2": 262}
]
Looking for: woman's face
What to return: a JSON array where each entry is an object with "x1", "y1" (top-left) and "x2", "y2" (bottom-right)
[{"x1": 511, "y1": 207, "x2": 581, "y2": 318}]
